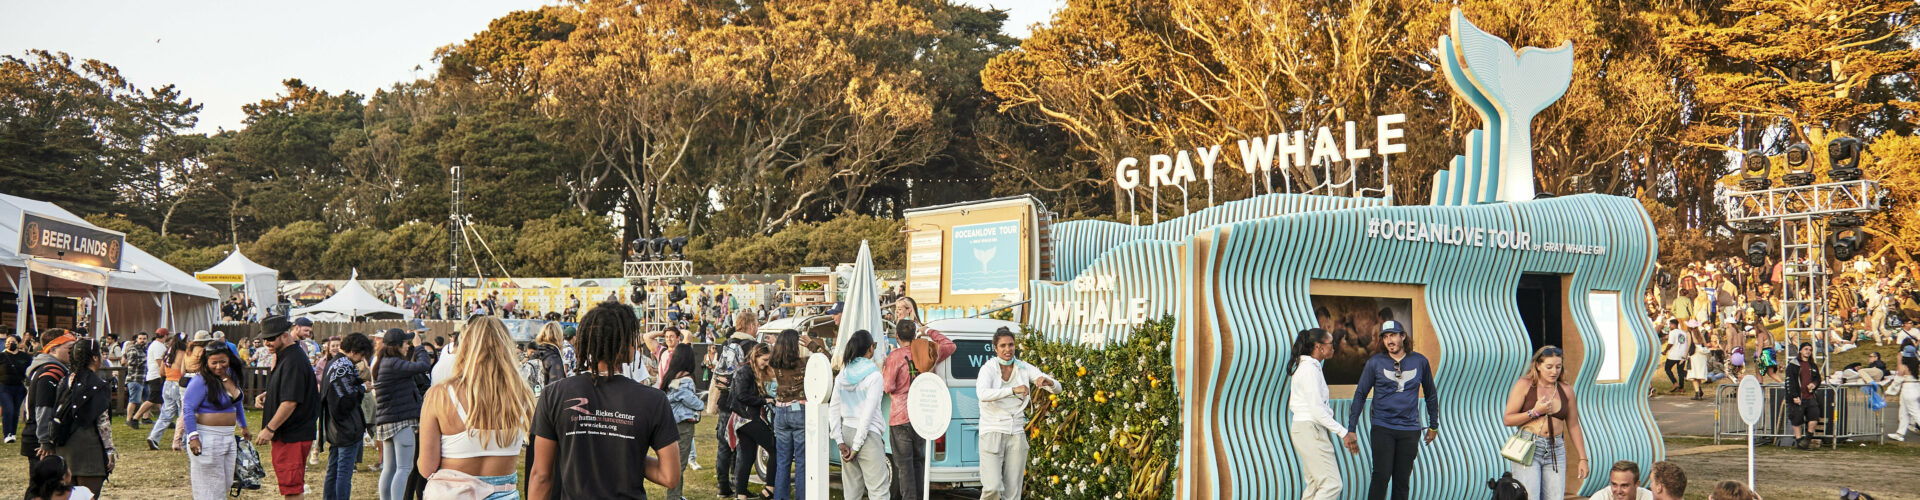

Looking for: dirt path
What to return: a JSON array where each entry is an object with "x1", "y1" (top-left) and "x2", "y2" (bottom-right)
[{"x1": 1664, "y1": 440, "x2": 1920, "y2": 500}]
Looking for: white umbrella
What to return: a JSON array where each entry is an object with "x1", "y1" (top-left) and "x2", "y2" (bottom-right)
[{"x1": 832, "y1": 240, "x2": 887, "y2": 368}]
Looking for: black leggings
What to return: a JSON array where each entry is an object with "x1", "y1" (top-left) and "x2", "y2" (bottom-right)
[
  {"x1": 1368, "y1": 427, "x2": 1420, "y2": 500},
  {"x1": 1664, "y1": 359, "x2": 1683, "y2": 386},
  {"x1": 733, "y1": 417, "x2": 774, "y2": 496}
]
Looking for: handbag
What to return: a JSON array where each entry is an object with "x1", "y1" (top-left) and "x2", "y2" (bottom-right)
[
  {"x1": 1500, "y1": 428, "x2": 1536, "y2": 466},
  {"x1": 424, "y1": 469, "x2": 515, "y2": 500},
  {"x1": 231, "y1": 439, "x2": 266, "y2": 495}
]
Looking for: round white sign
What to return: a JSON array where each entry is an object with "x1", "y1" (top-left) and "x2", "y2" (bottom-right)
[
  {"x1": 1737, "y1": 375, "x2": 1763, "y2": 427},
  {"x1": 907, "y1": 372, "x2": 953, "y2": 440},
  {"x1": 804, "y1": 353, "x2": 833, "y2": 403}
]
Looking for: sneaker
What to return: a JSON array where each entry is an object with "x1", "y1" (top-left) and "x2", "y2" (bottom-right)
[
  {"x1": 127, "y1": 419, "x2": 141, "y2": 430},
  {"x1": 148, "y1": 439, "x2": 160, "y2": 451},
  {"x1": 3, "y1": 435, "x2": 14, "y2": 443},
  {"x1": 1889, "y1": 433, "x2": 1905, "y2": 441},
  {"x1": 689, "y1": 461, "x2": 703, "y2": 471}
]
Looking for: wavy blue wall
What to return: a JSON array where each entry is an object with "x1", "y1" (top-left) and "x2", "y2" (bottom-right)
[
  {"x1": 1049, "y1": 194, "x2": 1387, "y2": 279},
  {"x1": 1174, "y1": 194, "x2": 1660, "y2": 499}
]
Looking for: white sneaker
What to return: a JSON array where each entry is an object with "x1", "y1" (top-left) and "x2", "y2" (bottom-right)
[
  {"x1": 1891, "y1": 433, "x2": 1906, "y2": 441},
  {"x1": 690, "y1": 461, "x2": 703, "y2": 470},
  {"x1": 3, "y1": 435, "x2": 14, "y2": 443}
]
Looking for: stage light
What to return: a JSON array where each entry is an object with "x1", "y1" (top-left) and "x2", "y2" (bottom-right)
[
  {"x1": 1828, "y1": 137, "x2": 1863, "y2": 182},
  {"x1": 631, "y1": 284, "x2": 646, "y2": 304},
  {"x1": 1782, "y1": 143, "x2": 1815, "y2": 186},
  {"x1": 649, "y1": 238, "x2": 671, "y2": 259},
  {"x1": 668, "y1": 277, "x2": 688, "y2": 304},
  {"x1": 1830, "y1": 213, "x2": 1863, "y2": 227},
  {"x1": 669, "y1": 236, "x2": 689, "y2": 258},
  {"x1": 1742, "y1": 234, "x2": 1774, "y2": 267},
  {"x1": 629, "y1": 238, "x2": 651, "y2": 259},
  {"x1": 1740, "y1": 149, "x2": 1771, "y2": 190},
  {"x1": 1829, "y1": 226, "x2": 1865, "y2": 261}
]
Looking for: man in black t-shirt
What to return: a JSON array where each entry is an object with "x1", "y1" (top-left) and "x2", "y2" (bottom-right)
[
  {"x1": 530, "y1": 303, "x2": 681, "y2": 499},
  {"x1": 254, "y1": 315, "x2": 319, "y2": 499}
]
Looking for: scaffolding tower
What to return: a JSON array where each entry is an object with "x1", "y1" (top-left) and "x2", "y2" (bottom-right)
[{"x1": 1726, "y1": 178, "x2": 1882, "y2": 374}]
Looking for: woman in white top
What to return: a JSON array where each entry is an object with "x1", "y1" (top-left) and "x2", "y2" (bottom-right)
[
  {"x1": 417, "y1": 316, "x2": 533, "y2": 499},
  {"x1": 828, "y1": 330, "x2": 891, "y2": 500},
  {"x1": 1287, "y1": 328, "x2": 1353, "y2": 500},
  {"x1": 1886, "y1": 358, "x2": 1920, "y2": 441},
  {"x1": 973, "y1": 326, "x2": 1060, "y2": 500}
]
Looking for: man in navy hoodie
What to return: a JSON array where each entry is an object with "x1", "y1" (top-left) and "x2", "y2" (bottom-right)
[{"x1": 1345, "y1": 320, "x2": 1440, "y2": 500}]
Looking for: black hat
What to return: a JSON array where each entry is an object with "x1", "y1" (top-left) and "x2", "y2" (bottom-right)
[
  {"x1": 261, "y1": 315, "x2": 293, "y2": 340},
  {"x1": 383, "y1": 328, "x2": 414, "y2": 344}
]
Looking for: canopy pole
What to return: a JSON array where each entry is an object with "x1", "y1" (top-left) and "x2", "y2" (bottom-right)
[{"x1": 13, "y1": 268, "x2": 27, "y2": 338}]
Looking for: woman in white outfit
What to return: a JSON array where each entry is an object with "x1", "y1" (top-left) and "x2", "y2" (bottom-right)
[
  {"x1": 1885, "y1": 358, "x2": 1920, "y2": 441},
  {"x1": 1287, "y1": 328, "x2": 1354, "y2": 500},
  {"x1": 827, "y1": 330, "x2": 891, "y2": 499},
  {"x1": 975, "y1": 326, "x2": 1060, "y2": 500}
]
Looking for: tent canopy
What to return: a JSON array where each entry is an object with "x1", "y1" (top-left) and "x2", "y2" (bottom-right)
[
  {"x1": 289, "y1": 270, "x2": 411, "y2": 321},
  {"x1": 197, "y1": 247, "x2": 278, "y2": 319},
  {"x1": 0, "y1": 193, "x2": 220, "y2": 299}
]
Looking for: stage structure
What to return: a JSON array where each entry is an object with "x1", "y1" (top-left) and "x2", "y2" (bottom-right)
[
  {"x1": 1010, "y1": 9, "x2": 1661, "y2": 499},
  {"x1": 625, "y1": 236, "x2": 692, "y2": 331}
]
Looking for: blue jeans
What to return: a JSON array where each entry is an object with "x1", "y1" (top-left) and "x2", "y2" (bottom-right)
[
  {"x1": 149, "y1": 380, "x2": 183, "y2": 443},
  {"x1": 325, "y1": 439, "x2": 362, "y2": 500},
  {"x1": 1, "y1": 385, "x2": 23, "y2": 438},
  {"x1": 772, "y1": 404, "x2": 806, "y2": 500},
  {"x1": 124, "y1": 379, "x2": 146, "y2": 415},
  {"x1": 1508, "y1": 434, "x2": 1567, "y2": 500},
  {"x1": 379, "y1": 424, "x2": 418, "y2": 500}
]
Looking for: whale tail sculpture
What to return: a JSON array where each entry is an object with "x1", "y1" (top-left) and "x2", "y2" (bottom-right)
[{"x1": 1431, "y1": 8, "x2": 1574, "y2": 205}]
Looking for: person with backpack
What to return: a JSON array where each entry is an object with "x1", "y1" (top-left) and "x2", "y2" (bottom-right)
[
  {"x1": 658, "y1": 343, "x2": 705, "y2": 500},
  {"x1": 709, "y1": 308, "x2": 759, "y2": 497},
  {"x1": 22, "y1": 329, "x2": 76, "y2": 471},
  {"x1": 373, "y1": 328, "x2": 434, "y2": 500},
  {"x1": 324, "y1": 333, "x2": 373, "y2": 500},
  {"x1": 184, "y1": 343, "x2": 250, "y2": 500},
  {"x1": 524, "y1": 323, "x2": 568, "y2": 396},
  {"x1": 48, "y1": 336, "x2": 115, "y2": 496},
  {"x1": 881, "y1": 319, "x2": 954, "y2": 500}
]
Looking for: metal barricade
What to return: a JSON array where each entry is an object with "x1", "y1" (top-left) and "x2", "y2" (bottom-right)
[{"x1": 1714, "y1": 382, "x2": 1887, "y2": 448}]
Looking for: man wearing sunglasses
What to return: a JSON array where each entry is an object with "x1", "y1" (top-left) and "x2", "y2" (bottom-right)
[{"x1": 1345, "y1": 320, "x2": 1440, "y2": 500}]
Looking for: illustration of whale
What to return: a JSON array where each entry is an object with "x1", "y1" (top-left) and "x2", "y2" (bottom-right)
[
  {"x1": 974, "y1": 246, "x2": 997, "y2": 269},
  {"x1": 1443, "y1": 8, "x2": 1573, "y2": 203}
]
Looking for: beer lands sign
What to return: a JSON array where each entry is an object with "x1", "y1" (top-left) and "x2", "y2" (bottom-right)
[{"x1": 16, "y1": 212, "x2": 125, "y2": 271}]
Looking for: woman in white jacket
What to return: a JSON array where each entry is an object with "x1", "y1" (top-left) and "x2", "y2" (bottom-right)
[
  {"x1": 1885, "y1": 358, "x2": 1920, "y2": 441},
  {"x1": 828, "y1": 330, "x2": 890, "y2": 499},
  {"x1": 975, "y1": 327, "x2": 1059, "y2": 500}
]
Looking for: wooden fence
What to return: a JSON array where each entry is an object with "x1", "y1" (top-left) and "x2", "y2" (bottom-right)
[{"x1": 214, "y1": 320, "x2": 466, "y2": 343}]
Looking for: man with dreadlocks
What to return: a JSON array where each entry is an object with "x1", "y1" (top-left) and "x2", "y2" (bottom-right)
[{"x1": 529, "y1": 302, "x2": 682, "y2": 499}]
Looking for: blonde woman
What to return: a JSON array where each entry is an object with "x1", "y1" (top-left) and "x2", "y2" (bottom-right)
[
  {"x1": 417, "y1": 316, "x2": 533, "y2": 499},
  {"x1": 1502, "y1": 346, "x2": 1589, "y2": 500}
]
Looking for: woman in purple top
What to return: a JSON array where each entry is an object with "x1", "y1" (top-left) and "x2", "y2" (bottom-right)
[{"x1": 184, "y1": 343, "x2": 250, "y2": 500}]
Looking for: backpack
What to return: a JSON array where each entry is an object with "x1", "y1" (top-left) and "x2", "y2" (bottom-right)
[
  {"x1": 1487, "y1": 472, "x2": 1528, "y2": 500},
  {"x1": 521, "y1": 358, "x2": 548, "y2": 396},
  {"x1": 49, "y1": 369, "x2": 102, "y2": 447},
  {"x1": 714, "y1": 339, "x2": 748, "y2": 378}
]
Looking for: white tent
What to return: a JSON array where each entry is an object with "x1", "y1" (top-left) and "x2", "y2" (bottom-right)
[
  {"x1": 1, "y1": 193, "x2": 220, "y2": 337},
  {"x1": 195, "y1": 247, "x2": 278, "y2": 320},
  {"x1": 289, "y1": 270, "x2": 412, "y2": 322}
]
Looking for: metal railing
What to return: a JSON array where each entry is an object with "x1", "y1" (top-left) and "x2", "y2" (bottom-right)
[{"x1": 1714, "y1": 382, "x2": 1887, "y2": 448}]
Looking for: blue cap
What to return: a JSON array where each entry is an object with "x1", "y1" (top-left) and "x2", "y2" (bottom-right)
[
  {"x1": 1381, "y1": 320, "x2": 1406, "y2": 334},
  {"x1": 1903, "y1": 345, "x2": 1916, "y2": 358},
  {"x1": 292, "y1": 317, "x2": 313, "y2": 328},
  {"x1": 410, "y1": 318, "x2": 428, "y2": 331},
  {"x1": 826, "y1": 302, "x2": 845, "y2": 315}
]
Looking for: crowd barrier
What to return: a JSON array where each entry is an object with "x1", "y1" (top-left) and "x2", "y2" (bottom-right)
[{"x1": 1713, "y1": 382, "x2": 1887, "y2": 448}]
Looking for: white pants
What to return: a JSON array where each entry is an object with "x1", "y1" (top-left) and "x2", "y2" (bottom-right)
[
  {"x1": 1899, "y1": 385, "x2": 1920, "y2": 435},
  {"x1": 188, "y1": 425, "x2": 237, "y2": 500},
  {"x1": 840, "y1": 425, "x2": 891, "y2": 500},
  {"x1": 1290, "y1": 423, "x2": 1341, "y2": 500},
  {"x1": 979, "y1": 431, "x2": 1029, "y2": 500}
]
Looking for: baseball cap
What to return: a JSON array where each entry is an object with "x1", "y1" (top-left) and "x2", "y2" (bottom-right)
[
  {"x1": 1380, "y1": 320, "x2": 1406, "y2": 334},
  {"x1": 383, "y1": 328, "x2": 414, "y2": 343},
  {"x1": 410, "y1": 318, "x2": 429, "y2": 332},
  {"x1": 1902, "y1": 345, "x2": 1916, "y2": 359},
  {"x1": 825, "y1": 302, "x2": 845, "y2": 315},
  {"x1": 292, "y1": 317, "x2": 314, "y2": 328}
]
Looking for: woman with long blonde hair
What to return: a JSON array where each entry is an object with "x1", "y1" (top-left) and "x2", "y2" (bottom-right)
[{"x1": 417, "y1": 316, "x2": 533, "y2": 499}]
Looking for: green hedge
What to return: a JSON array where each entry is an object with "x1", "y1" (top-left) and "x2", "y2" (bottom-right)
[{"x1": 1019, "y1": 316, "x2": 1179, "y2": 499}]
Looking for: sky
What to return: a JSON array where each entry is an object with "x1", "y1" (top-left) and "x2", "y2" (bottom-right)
[{"x1": 0, "y1": 0, "x2": 1063, "y2": 134}]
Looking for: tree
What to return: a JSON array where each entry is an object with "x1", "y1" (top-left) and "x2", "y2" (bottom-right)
[
  {"x1": 511, "y1": 213, "x2": 620, "y2": 278},
  {"x1": 245, "y1": 221, "x2": 330, "y2": 280},
  {"x1": 0, "y1": 50, "x2": 200, "y2": 216}
]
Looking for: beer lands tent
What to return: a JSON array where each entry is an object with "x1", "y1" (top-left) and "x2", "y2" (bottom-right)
[
  {"x1": 289, "y1": 270, "x2": 412, "y2": 321},
  {"x1": 1, "y1": 193, "x2": 220, "y2": 337},
  {"x1": 195, "y1": 247, "x2": 278, "y2": 320}
]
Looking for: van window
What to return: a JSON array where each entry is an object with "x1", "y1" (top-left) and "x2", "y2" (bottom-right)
[{"x1": 949, "y1": 339, "x2": 997, "y2": 381}]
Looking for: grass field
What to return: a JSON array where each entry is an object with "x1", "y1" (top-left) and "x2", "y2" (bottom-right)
[{"x1": 2, "y1": 410, "x2": 734, "y2": 499}]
